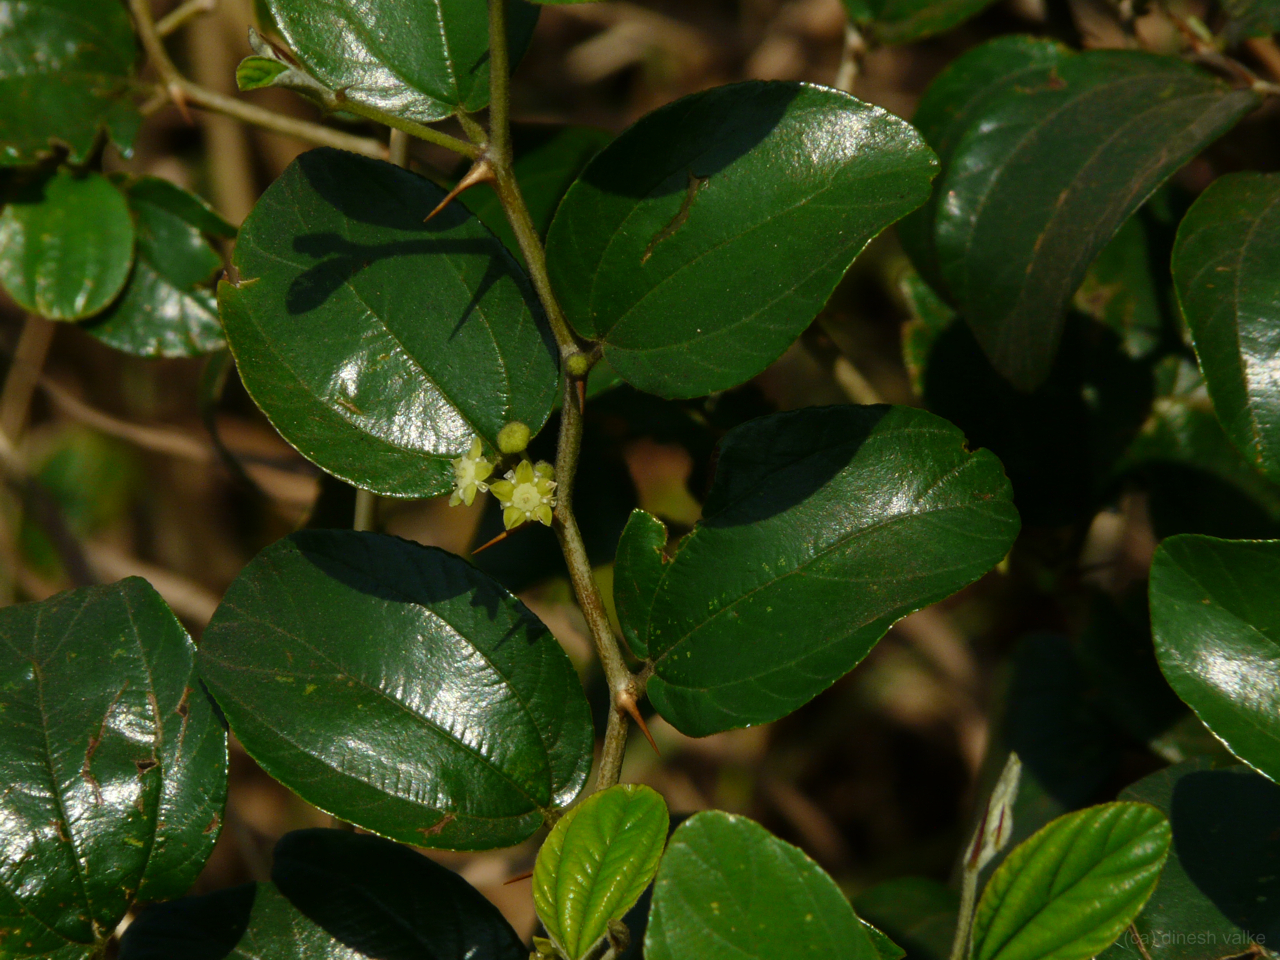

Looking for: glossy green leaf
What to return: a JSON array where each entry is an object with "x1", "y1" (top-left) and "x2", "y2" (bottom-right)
[
  {"x1": 932, "y1": 50, "x2": 1256, "y2": 390},
  {"x1": 0, "y1": 170, "x2": 135, "y2": 320},
  {"x1": 260, "y1": 0, "x2": 538, "y2": 122},
  {"x1": 198, "y1": 530, "x2": 593, "y2": 849},
  {"x1": 272, "y1": 828, "x2": 527, "y2": 960},
  {"x1": 970, "y1": 803, "x2": 1172, "y2": 960},
  {"x1": 120, "y1": 883, "x2": 353, "y2": 960},
  {"x1": 464, "y1": 124, "x2": 613, "y2": 267},
  {"x1": 1173, "y1": 172, "x2": 1280, "y2": 484},
  {"x1": 84, "y1": 177, "x2": 230, "y2": 357},
  {"x1": 854, "y1": 878, "x2": 958, "y2": 960},
  {"x1": 1097, "y1": 761, "x2": 1280, "y2": 960},
  {"x1": 219, "y1": 148, "x2": 558, "y2": 498},
  {"x1": 0, "y1": 0, "x2": 139, "y2": 166},
  {"x1": 1116, "y1": 388, "x2": 1280, "y2": 541},
  {"x1": 1150, "y1": 535, "x2": 1280, "y2": 782},
  {"x1": 534, "y1": 784, "x2": 668, "y2": 960},
  {"x1": 0, "y1": 579, "x2": 228, "y2": 959},
  {"x1": 614, "y1": 404, "x2": 1019, "y2": 736},
  {"x1": 547, "y1": 81, "x2": 937, "y2": 398},
  {"x1": 645, "y1": 811, "x2": 881, "y2": 960},
  {"x1": 850, "y1": 0, "x2": 1002, "y2": 45},
  {"x1": 898, "y1": 36, "x2": 1070, "y2": 300}
]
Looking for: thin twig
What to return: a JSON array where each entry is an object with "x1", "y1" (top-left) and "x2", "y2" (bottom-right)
[
  {"x1": 1, "y1": 317, "x2": 56, "y2": 442},
  {"x1": 83, "y1": 543, "x2": 220, "y2": 623},
  {"x1": 1, "y1": 316, "x2": 57, "y2": 605},
  {"x1": 834, "y1": 22, "x2": 866, "y2": 93},
  {"x1": 1246, "y1": 36, "x2": 1280, "y2": 83},
  {"x1": 155, "y1": 0, "x2": 215, "y2": 37},
  {"x1": 40, "y1": 378, "x2": 214, "y2": 463},
  {"x1": 128, "y1": 0, "x2": 388, "y2": 158},
  {"x1": 487, "y1": 0, "x2": 641, "y2": 792},
  {"x1": 337, "y1": 100, "x2": 482, "y2": 159}
]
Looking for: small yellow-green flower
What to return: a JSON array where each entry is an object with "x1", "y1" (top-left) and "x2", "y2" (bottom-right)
[
  {"x1": 490, "y1": 460, "x2": 557, "y2": 529},
  {"x1": 449, "y1": 438, "x2": 493, "y2": 507}
]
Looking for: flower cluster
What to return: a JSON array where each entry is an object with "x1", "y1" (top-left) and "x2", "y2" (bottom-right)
[
  {"x1": 490, "y1": 460, "x2": 557, "y2": 529},
  {"x1": 448, "y1": 439, "x2": 493, "y2": 507}
]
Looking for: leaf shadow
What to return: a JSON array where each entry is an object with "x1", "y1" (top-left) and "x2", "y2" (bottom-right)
[
  {"x1": 1170, "y1": 768, "x2": 1280, "y2": 945},
  {"x1": 579, "y1": 81, "x2": 799, "y2": 200},
  {"x1": 284, "y1": 148, "x2": 556, "y2": 364},
  {"x1": 119, "y1": 883, "x2": 255, "y2": 960},
  {"x1": 272, "y1": 828, "x2": 527, "y2": 960},
  {"x1": 699, "y1": 405, "x2": 891, "y2": 528},
  {"x1": 286, "y1": 230, "x2": 506, "y2": 337},
  {"x1": 290, "y1": 530, "x2": 544, "y2": 648}
]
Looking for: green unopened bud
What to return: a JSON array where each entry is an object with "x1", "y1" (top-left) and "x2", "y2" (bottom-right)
[
  {"x1": 497, "y1": 420, "x2": 531, "y2": 455},
  {"x1": 565, "y1": 352, "x2": 592, "y2": 378}
]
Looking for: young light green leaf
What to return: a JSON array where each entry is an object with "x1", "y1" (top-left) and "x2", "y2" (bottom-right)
[
  {"x1": 1097, "y1": 761, "x2": 1280, "y2": 960},
  {"x1": 932, "y1": 51, "x2": 1256, "y2": 390},
  {"x1": 1173, "y1": 172, "x2": 1280, "y2": 484},
  {"x1": 533, "y1": 784, "x2": 669, "y2": 960},
  {"x1": 272, "y1": 829, "x2": 527, "y2": 960},
  {"x1": 197, "y1": 530, "x2": 594, "y2": 850},
  {"x1": 0, "y1": 0, "x2": 139, "y2": 166},
  {"x1": 219, "y1": 148, "x2": 558, "y2": 498},
  {"x1": 1149, "y1": 535, "x2": 1280, "y2": 783},
  {"x1": 0, "y1": 170, "x2": 135, "y2": 320},
  {"x1": 259, "y1": 0, "x2": 539, "y2": 122},
  {"x1": 614, "y1": 405, "x2": 1019, "y2": 736},
  {"x1": 970, "y1": 802, "x2": 1172, "y2": 960},
  {"x1": 84, "y1": 177, "x2": 229, "y2": 357},
  {"x1": 546, "y1": 81, "x2": 937, "y2": 398},
  {"x1": 645, "y1": 811, "x2": 882, "y2": 960},
  {"x1": 236, "y1": 56, "x2": 290, "y2": 91},
  {"x1": 0, "y1": 580, "x2": 228, "y2": 959},
  {"x1": 234, "y1": 27, "x2": 340, "y2": 106}
]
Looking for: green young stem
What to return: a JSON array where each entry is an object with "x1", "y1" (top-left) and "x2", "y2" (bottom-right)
[
  {"x1": 950, "y1": 863, "x2": 979, "y2": 960},
  {"x1": 486, "y1": 0, "x2": 638, "y2": 791},
  {"x1": 337, "y1": 101, "x2": 482, "y2": 159}
]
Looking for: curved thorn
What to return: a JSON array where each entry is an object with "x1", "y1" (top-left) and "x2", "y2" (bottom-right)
[
  {"x1": 618, "y1": 694, "x2": 659, "y2": 756},
  {"x1": 425, "y1": 158, "x2": 495, "y2": 222}
]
